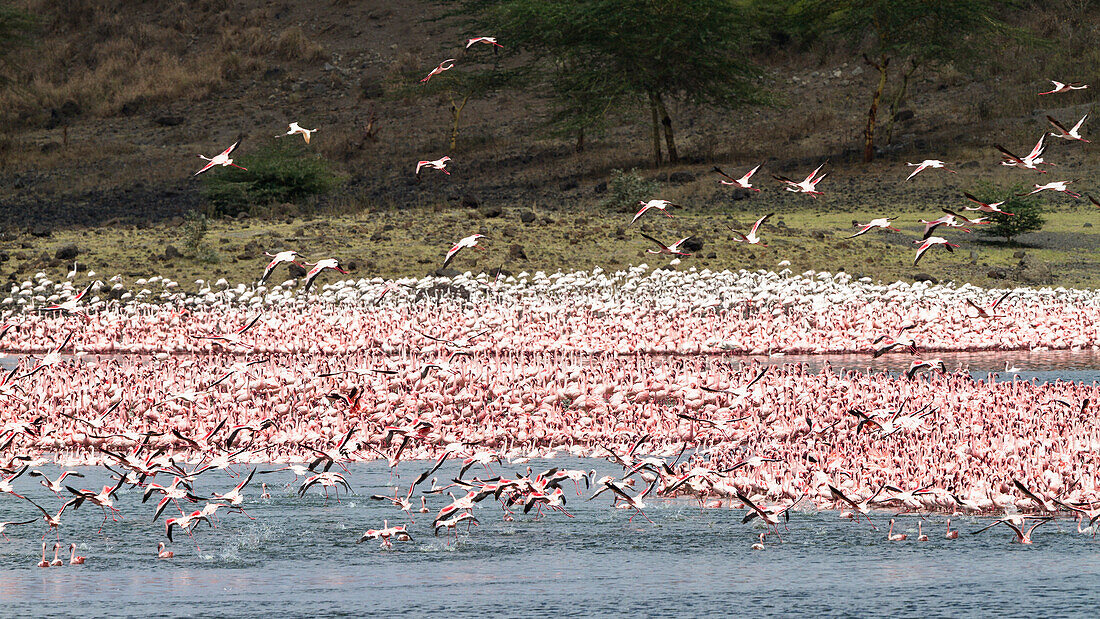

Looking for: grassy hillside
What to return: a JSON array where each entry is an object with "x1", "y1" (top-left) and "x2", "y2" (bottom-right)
[{"x1": 0, "y1": 0, "x2": 1098, "y2": 289}]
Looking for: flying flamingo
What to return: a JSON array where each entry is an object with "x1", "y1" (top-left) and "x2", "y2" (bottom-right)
[
  {"x1": 639, "y1": 233, "x2": 692, "y2": 257},
  {"x1": 920, "y1": 214, "x2": 971, "y2": 239},
  {"x1": 631, "y1": 199, "x2": 681, "y2": 225},
  {"x1": 421, "y1": 59, "x2": 456, "y2": 83},
  {"x1": 442, "y1": 234, "x2": 486, "y2": 270},
  {"x1": 357, "y1": 520, "x2": 413, "y2": 548},
  {"x1": 302, "y1": 259, "x2": 348, "y2": 290},
  {"x1": 973, "y1": 516, "x2": 1052, "y2": 544},
  {"x1": 962, "y1": 191, "x2": 1015, "y2": 216},
  {"x1": 434, "y1": 513, "x2": 479, "y2": 541},
  {"x1": 195, "y1": 136, "x2": 246, "y2": 176},
  {"x1": 415, "y1": 156, "x2": 451, "y2": 177},
  {"x1": 191, "y1": 313, "x2": 263, "y2": 349},
  {"x1": 40, "y1": 280, "x2": 98, "y2": 318},
  {"x1": 713, "y1": 164, "x2": 762, "y2": 191},
  {"x1": 913, "y1": 237, "x2": 959, "y2": 266},
  {"x1": 905, "y1": 358, "x2": 947, "y2": 379},
  {"x1": 905, "y1": 159, "x2": 955, "y2": 181},
  {"x1": 1038, "y1": 80, "x2": 1087, "y2": 95},
  {"x1": 0, "y1": 519, "x2": 36, "y2": 541},
  {"x1": 774, "y1": 162, "x2": 827, "y2": 197},
  {"x1": 995, "y1": 134, "x2": 1051, "y2": 172},
  {"x1": 727, "y1": 213, "x2": 773, "y2": 246},
  {"x1": 1048, "y1": 113, "x2": 1089, "y2": 142},
  {"x1": 1018, "y1": 181, "x2": 1080, "y2": 199},
  {"x1": 258, "y1": 251, "x2": 303, "y2": 285},
  {"x1": 964, "y1": 290, "x2": 1012, "y2": 319},
  {"x1": 847, "y1": 217, "x2": 900, "y2": 238},
  {"x1": 465, "y1": 37, "x2": 503, "y2": 49},
  {"x1": 276, "y1": 122, "x2": 318, "y2": 144}
]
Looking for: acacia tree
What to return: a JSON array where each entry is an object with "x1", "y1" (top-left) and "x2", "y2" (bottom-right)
[
  {"x1": 452, "y1": 0, "x2": 764, "y2": 166},
  {"x1": 803, "y1": 0, "x2": 1015, "y2": 162}
]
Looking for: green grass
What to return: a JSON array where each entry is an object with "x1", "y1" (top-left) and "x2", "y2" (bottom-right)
[{"x1": 4, "y1": 201, "x2": 1100, "y2": 290}]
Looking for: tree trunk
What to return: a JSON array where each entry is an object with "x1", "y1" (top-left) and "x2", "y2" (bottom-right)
[
  {"x1": 884, "y1": 60, "x2": 919, "y2": 146},
  {"x1": 449, "y1": 94, "x2": 470, "y2": 151},
  {"x1": 648, "y1": 92, "x2": 662, "y2": 167},
  {"x1": 862, "y1": 53, "x2": 889, "y2": 164},
  {"x1": 654, "y1": 92, "x2": 679, "y2": 164},
  {"x1": 575, "y1": 128, "x2": 585, "y2": 153}
]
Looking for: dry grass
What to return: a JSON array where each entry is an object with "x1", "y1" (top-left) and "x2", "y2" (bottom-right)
[{"x1": 274, "y1": 26, "x2": 327, "y2": 63}]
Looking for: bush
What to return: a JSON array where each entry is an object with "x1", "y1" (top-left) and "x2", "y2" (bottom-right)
[
  {"x1": 201, "y1": 141, "x2": 340, "y2": 216},
  {"x1": 180, "y1": 210, "x2": 221, "y2": 263},
  {"x1": 973, "y1": 183, "x2": 1045, "y2": 243},
  {"x1": 600, "y1": 168, "x2": 659, "y2": 212}
]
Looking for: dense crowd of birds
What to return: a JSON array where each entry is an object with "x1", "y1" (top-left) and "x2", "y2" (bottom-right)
[{"x1": 2, "y1": 37, "x2": 1098, "y2": 564}]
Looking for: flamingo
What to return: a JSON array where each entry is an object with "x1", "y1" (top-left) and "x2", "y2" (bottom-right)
[
  {"x1": 962, "y1": 191, "x2": 1015, "y2": 216},
  {"x1": 913, "y1": 237, "x2": 959, "y2": 266},
  {"x1": 165, "y1": 510, "x2": 212, "y2": 543},
  {"x1": 1038, "y1": 80, "x2": 1087, "y2": 95},
  {"x1": 258, "y1": 251, "x2": 303, "y2": 285},
  {"x1": 0, "y1": 519, "x2": 35, "y2": 541},
  {"x1": 28, "y1": 470, "x2": 84, "y2": 496},
  {"x1": 945, "y1": 519, "x2": 959, "y2": 539},
  {"x1": 639, "y1": 234, "x2": 692, "y2": 257},
  {"x1": 920, "y1": 214, "x2": 971, "y2": 239},
  {"x1": 751, "y1": 533, "x2": 766, "y2": 550},
  {"x1": 973, "y1": 516, "x2": 1052, "y2": 544},
  {"x1": 357, "y1": 520, "x2": 413, "y2": 548},
  {"x1": 964, "y1": 290, "x2": 1012, "y2": 319},
  {"x1": 905, "y1": 358, "x2": 946, "y2": 379},
  {"x1": 191, "y1": 313, "x2": 263, "y2": 349},
  {"x1": 713, "y1": 164, "x2": 762, "y2": 191},
  {"x1": 50, "y1": 542, "x2": 63, "y2": 566},
  {"x1": 1048, "y1": 113, "x2": 1089, "y2": 142},
  {"x1": 887, "y1": 519, "x2": 907, "y2": 541},
  {"x1": 434, "y1": 513, "x2": 479, "y2": 540},
  {"x1": 415, "y1": 156, "x2": 451, "y2": 176},
  {"x1": 465, "y1": 37, "x2": 503, "y2": 49},
  {"x1": 302, "y1": 259, "x2": 348, "y2": 291},
  {"x1": 829, "y1": 484, "x2": 885, "y2": 527},
  {"x1": 442, "y1": 234, "x2": 486, "y2": 270},
  {"x1": 298, "y1": 472, "x2": 352, "y2": 501},
  {"x1": 37, "y1": 541, "x2": 49, "y2": 568},
  {"x1": 1018, "y1": 181, "x2": 1080, "y2": 199},
  {"x1": 68, "y1": 543, "x2": 85, "y2": 565},
  {"x1": 995, "y1": 134, "x2": 1051, "y2": 172},
  {"x1": 917, "y1": 522, "x2": 928, "y2": 541},
  {"x1": 420, "y1": 59, "x2": 456, "y2": 82},
  {"x1": 19, "y1": 331, "x2": 73, "y2": 379},
  {"x1": 727, "y1": 213, "x2": 773, "y2": 246},
  {"x1": 905, "y1": 159, "x2": 955, "y2": 181},
  {"x1": 631, "y1": 199, "x2": 681, "y2": 225},
  {"x1": 774, "y1": 162, "x2": 826, "y2": 197},
  {"x1": 40, "y1": 280, "x2": 98, "y2": 318},
  {"x1": 847, "y1": 217, "x2": 900, "y2": 238},
  {"x1": 277, "y1": 122, "x2": 317, "y2": 144},
  {"x1": 157, "y1": 542, "x2": 174, "y2": 559},
  {"x1": 195, "y1": 136, "x2": 246, "y2": 176}
]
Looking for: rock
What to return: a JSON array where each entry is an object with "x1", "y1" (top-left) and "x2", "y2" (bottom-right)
[
  {"x1": 481, "y1": 205, "x2": 503, "y2": 218},
  {"x1": 502, "y1": 226, "x2": 517, "y2": 238},
  {"x1": 346, "y1": 260, "x2": 358, "y2": 272},
  {"x1": 508, "y1": 244, "x2": 527, "y2": 260},
  {"x1": 164, "y1": 245, "x2": 183, "y2": 260},
  {"x1": 706, "y1": 252, "x2": 717, "y2": 259},
  {"x1": 460, "y1": 194, "x2": 480, "y2": 209},
  {"x1": 1085, "y1": 222, "x2": 1094, "y2": 228},
  {"x1": 1013, "y1": 250, "x2": 1026, "y2": 259},
  {"x1": 893, "y1": 109, "x2": 915, "y2": 122},
  {"x1": 54, "y1": 244, "x2": 79, "y2": 260},
  {"x1": 519, "y1": 211, "x2": 536, "y2": 223},
  {"x1": 681, "y1": 237, "x2": 704, "y2": 253},
  {"x1": 987, "y1": 267, "x2": 1008, "y2": 280},
  {"x1": 667, "y1": 171, "x2": 696, "y2": 184},
  {"x1": 288, "y1": 263, "x2": 307, "y2": 278},
  {"x1": 851, "y1": 65, "x2": 864, "y2": 76},
  {"x1": 913, "y1": 273, "x2": 938, "y2": 284},
  {"x1": 30, "y1": 226, "x2": 51, "y2": 238},
  {"x1": 154, "y1": 115, "x2": 184, "y2": 127},
  {"x1": 59, "y1": 100, "x2": 82, "y2": 118}
]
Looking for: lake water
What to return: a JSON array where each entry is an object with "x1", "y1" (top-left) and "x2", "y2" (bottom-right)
[{"x1": 2, "y1": 460, "x2": 1100, "y2": 618}]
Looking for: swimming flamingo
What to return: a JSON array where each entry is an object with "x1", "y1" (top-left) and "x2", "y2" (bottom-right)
[
  {"x1": 50, "y1": 542, "x2": 63, "y2": 566},
  {"x1": 1047, "y1": 113, "x2": 1089, "y2": 142},
  {"x1": 917, "y1": 522, "x2": 928, "y2": 541},
  {"x1": 713, "y1": 164, "x2": 762, "y2": 191},
  {"x1": 728, "y1": 213, "x2": 773, "y2": 246},
  {"x1": 945, "y1": 519, "x2": 959, "y2": 539},
  {"x1": 277, "y1": 122, "x2": 317, "y2": 144},
  {"x1": 420, "y1": 59, "x2": 456, "y2": 82},
  {"x1": 37, "y1": 541, "x2": 49, "y2": 567},
  {"x1": 905, "y1": 159, "x2": 955, "y2": 181},
  {"x1": 442, "y1": 234, "x2": 486, "y2": 269},
  {"x1": 157, "y1": 542, "x2": 174, "y2": 559},
  {"x1": 1038, "y1": 80, "x2": 1087, "y2": 95},
  {"x1": 68, "y1": 543, "x2": 85, "y2": 565},
  {"x1": 887, "y1": 519, "x2": 907, "y2": 541},
  {"x1": 195, "y1": 136, "x2": 246, "y2": 176},
  {"x1": 631, "y1": 199, "x2": 681, "y2": 225},
  {"x1": 751, "y1": 532, "x2": 766, "y2": 550}
]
